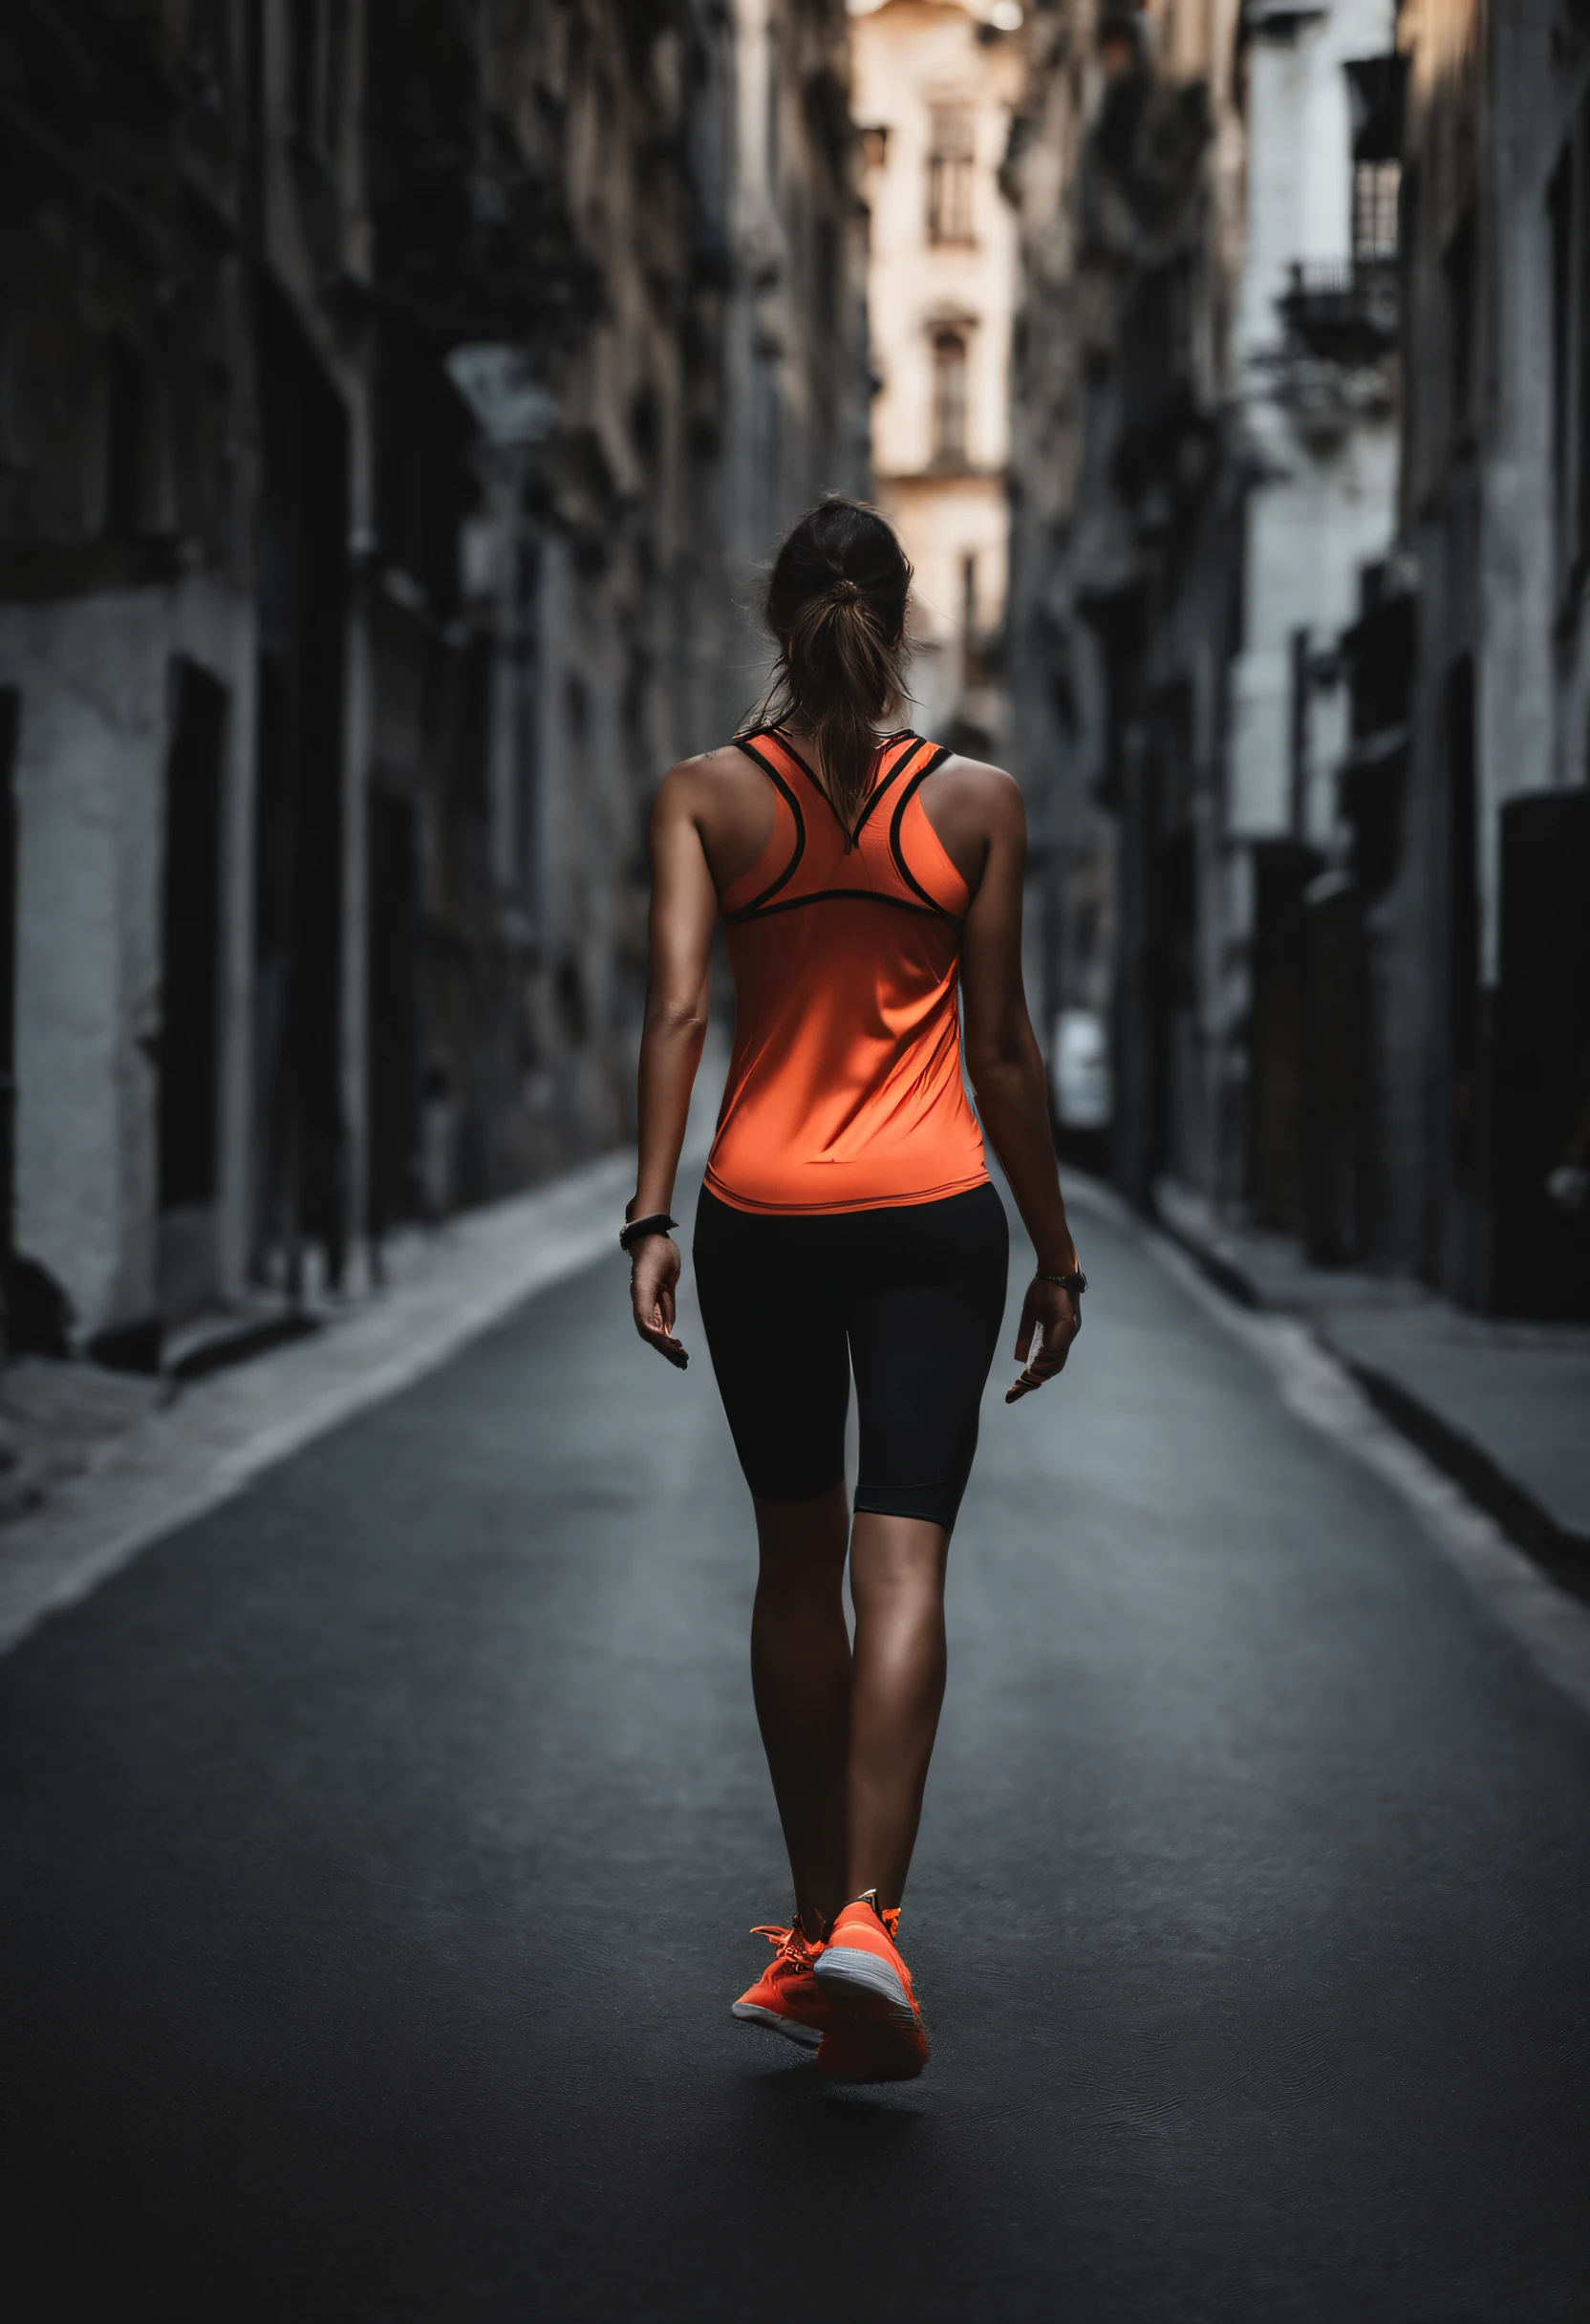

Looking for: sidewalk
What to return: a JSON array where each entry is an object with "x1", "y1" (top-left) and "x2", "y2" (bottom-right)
[
  {"x1": 1153, "y1": 1178, "x2": 1590, "y2": 1596},
  {"x1": 0, "y1": 1043, "x2": 740, "y2": 1659},
  {"x1": 0, "y1": 1152, "x2": 637, "y2": 1656}
]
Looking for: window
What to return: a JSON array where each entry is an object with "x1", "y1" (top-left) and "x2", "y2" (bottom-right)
[
  {"x1": 753, "y1": 346, "x2": 782, "y2": 544},
  {"x1": 926, "y1": 109, "x2": 976, "y2": 245},
  {"x1": 103, "y1": 335, "x2": 144, "y2": 535},
  {"x1": 931, "y1": 330, "x2": 969, "y2": 465},
  {"x1": 814, "y1": 215, "x2": 839, "y2": 334},
  {"x1": 1551, "y1": 142, "x2": 1572, "y2": 584},
  {"x1": 1352, "y1": 161, "x2": 1400, "y2": 264},
  {"x1": 1576, "y1": 94, "x2": 1590, "y2": 572},
  {"x1": 765, "y1": 26, "x2": 781, "y2": 189},
  {"x1": 514, "y1": 536, "x2": 544, "y2": 920},
  {"x1": 193, "y1": 0, "x2": 231, "y2": 93},
  {"x1": 323, "y1": 0, "x2": 348, "y2": 148},
  {"x1": 289, "y1": 0, "x2": 318, "y2": 133},
  {"x1": 1444, "y1": 208, "x2": 1475, "y2": 443},
  {"x1": 0, "y1": 295, "x2": 11, "y2": 479},
  {"x1": 288, "y1": 0, "x2": 347, "y2": 150}
]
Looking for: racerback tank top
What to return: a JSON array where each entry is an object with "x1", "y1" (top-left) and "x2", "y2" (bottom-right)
[{"x1": 704, "y1": 727, "x2": 990, "y2": 1216}]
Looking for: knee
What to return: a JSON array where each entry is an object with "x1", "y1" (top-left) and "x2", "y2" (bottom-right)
[
  {"x1": 753, "y1": 1485, "x2": 849, "y2": 1582},
  {"x1": 754, "y1": 1564, "x2": 848, "y2": 1632},
  {"x1": 849, "y1": 1514, "x2": 949, "y2": 1612},
  {"x1": 850, "y1": 1565, "x2": 946, "y2": 1646}
]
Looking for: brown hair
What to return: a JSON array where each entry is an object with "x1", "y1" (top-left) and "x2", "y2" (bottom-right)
[{"x1": 754, "y1": 498, "x2": 913, "y2": 839}]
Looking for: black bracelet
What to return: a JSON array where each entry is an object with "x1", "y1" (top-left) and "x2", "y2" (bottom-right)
[
  {"x1": 619, "y1": 1212, "x2": 677, "y2": 1254},
  {"x1": 1037, "y1": 1269, "x2": 1086, "y2": 1297}
]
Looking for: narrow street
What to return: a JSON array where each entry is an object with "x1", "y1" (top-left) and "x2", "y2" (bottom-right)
[{"x1": 2, "y1": 1192, "x2": 1587, "y2": 2322}]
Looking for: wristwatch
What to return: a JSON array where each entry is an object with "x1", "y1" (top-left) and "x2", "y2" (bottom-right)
[
  {"x1": 1037, "y1": 1268, "x2": 1086, "y2": 1297},
  {"x1": 619, "y1": 1212, "x2": 677, "y2": 1253}
]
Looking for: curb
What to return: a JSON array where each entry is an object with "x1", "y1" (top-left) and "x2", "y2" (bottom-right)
[
  {"x1": 0, "y1": 1150, "x2": 638, "y2": 1660},
  {"x1": 0, "y1": 1037, "x2": 731, "y2": 1663},
  {"x1": 1339, "y1": 1356, "x2": 1590, "y2": 1603},
  {"x1": 1149, "y1": 1197, "x2": 1590, "y2": 1606}
]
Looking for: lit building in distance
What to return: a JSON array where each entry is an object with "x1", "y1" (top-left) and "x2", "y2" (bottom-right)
[{"x1": 849, "y1": 0, "x2": 1025, "y2": 750}]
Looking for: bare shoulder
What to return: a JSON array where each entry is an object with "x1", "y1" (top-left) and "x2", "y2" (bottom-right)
[
  {"x1": 652, "y1": 739, "x2": 776, "y2": 892},
  {"x1": 653, "y1": 741, "x2": 756, "y2": 819},
  {"x1": 913, "y1": 751, "x2": 1023, "y2": 892},
  {"x1": 932, "y1": 753, "x2": 1024, "y2": 821},
  {"x1": 919, "y1": 751, "x2": 1026, "y2": 852}
]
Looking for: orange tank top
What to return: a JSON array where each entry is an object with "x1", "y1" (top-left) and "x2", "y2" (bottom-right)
[{"x1": 704, "y1": 728, "x2": 990, "y2": 1216}]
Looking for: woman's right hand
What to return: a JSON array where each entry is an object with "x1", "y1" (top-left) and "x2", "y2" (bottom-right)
[
  {"x1": 630, "y1": 1235, "x2": 689, "y2": 1368},
  {"x1": 1004, "y1": 1275, "x2": 1080, "y2": 1403}
]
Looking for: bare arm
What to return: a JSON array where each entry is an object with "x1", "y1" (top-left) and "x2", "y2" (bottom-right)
[
  {"x1": 958, "y1": 772, "x2": 1082, "y2": 1401},
  {"x1": 628, "y1": 765, "x2": 718, "y2": 1368}
]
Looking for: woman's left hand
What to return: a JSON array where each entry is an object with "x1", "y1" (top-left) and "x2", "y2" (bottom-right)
[
  {"x1": 631, "y1": 1235, "x2": 689, "y2": 1368},
  {"x1": 1005, "y1": 1275, "x2": 1080, "y2": 1402}
]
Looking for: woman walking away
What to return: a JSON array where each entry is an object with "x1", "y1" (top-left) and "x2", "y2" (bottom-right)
[{"x1": 621, "y1": 498, "x2": 1084, "y2": 2083}]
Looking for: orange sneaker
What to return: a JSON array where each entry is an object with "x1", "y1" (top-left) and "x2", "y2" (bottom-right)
[
  {"x1": 731, "y1": 1922, "x2": 834, "y2": 2051},
  {"x1": 813, "y1": 1891, "x2": 930, "y2": 2081}
]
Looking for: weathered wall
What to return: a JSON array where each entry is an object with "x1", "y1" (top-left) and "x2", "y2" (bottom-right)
[
  {"x1": 0, "y1": 2, "x2": 266, "y2": 1346},
  {"x1": 1003, "y1": 0, "x2": 1245, "y2": 1198},
  {"x1": 0, "y1": 0, "x2": 869, "y2": 1357},
  {"x1": 1386, "y1": 0, "x2": 1590, "y2": 1308}
]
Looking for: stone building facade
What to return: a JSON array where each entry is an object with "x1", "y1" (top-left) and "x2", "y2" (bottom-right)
[
  {"x1": 0, "y1": 0, "x2": 867, "y2": 1362},
  {"x1": 1007, "y1": 0, "x2": 1589, "y2": 1321},
  {"x1": 1002, "y1": 0, "x2": 1245, "y2": 1195},
  {"x1": 849, "y1": 0, "x2": 1024, "y2": 749},
  {"x1": 1220, "y1": 0, "x2": 1402, "y2": 1260},
  {"x1": 1381, "y1": 0, "x2": 1590, "y2": 1317}
]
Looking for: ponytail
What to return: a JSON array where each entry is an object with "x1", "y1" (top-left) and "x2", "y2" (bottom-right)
[{"x1": 753, "y1": 499, "x2": 913, "y2": 836}]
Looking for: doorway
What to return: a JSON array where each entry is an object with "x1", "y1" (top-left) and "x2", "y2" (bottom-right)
[
  {"x1": 157, "y1": 659, "x2": 228, "y2": 1321},
  {"x1": 0, "y1": 690, "x2": 16, "y2": 1354},
  {"x1": 366, "y1": 786, "x2": 421, "y2": 1249},
  {"x1": 251, "y1": 279, "x2": 350, "y2": 1297},
  {"x1": 1444, "y1": 654, "x2": 1479, "y2": 1191},
  {"x1": 1249, "y1": 839, "x2": 1324, "y2": 1235},
  {"x1": 1493, "y1": 788, "x2": 1590, "y2": 1317}
]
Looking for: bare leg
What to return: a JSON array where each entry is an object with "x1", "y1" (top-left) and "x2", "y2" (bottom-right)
[
  {"x1": 845, "y1": 1513, "x2": 950, "y2": 1912},
  {"x1": 749, "y1": 1484, "x2": 852, "y2": 1934}
]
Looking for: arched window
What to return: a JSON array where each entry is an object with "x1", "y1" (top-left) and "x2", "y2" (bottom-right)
[
  {"x1": 926, "y1": 108, "x2": 975, "y2": 245},
  {"x1": 931, "y1": 331, "x2": 969, "y2": 466}
]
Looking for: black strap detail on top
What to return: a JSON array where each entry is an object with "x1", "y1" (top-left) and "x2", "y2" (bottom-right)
[
  {"x1": 726, "y1": 731, "x2": 954, "y2": 926},
  {"x1": 727, "y1": 886, "x2": 943, "y2": 924},
  {"x1": 848, "y1": 734, "x2": 929, "y2": 847},
  {"x1": 888, "y1": 746, "x2": 956, "y2": 918},
  {"x1": 731, "y1": 735, "x2": 806, "y2": 914},
  {"x1": 765, "y1": 726, "x2": 923, "y2": 855}
]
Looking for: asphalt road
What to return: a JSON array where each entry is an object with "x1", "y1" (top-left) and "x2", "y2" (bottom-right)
[{"x1": 3, "y1": 1191, "x2": 1589, "y2": 2322}]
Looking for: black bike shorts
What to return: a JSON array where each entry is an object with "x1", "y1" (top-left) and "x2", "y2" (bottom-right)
[{"x1": 693, "y1": 1180, "x2": 1009, "y2": 1535}]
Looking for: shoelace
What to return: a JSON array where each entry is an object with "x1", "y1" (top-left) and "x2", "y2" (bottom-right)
[{"x1": 750, "y1": 1923, "x2": 816, "y2": 1977}]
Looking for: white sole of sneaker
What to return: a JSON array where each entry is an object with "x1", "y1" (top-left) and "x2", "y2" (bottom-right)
[
  {"x1": 813, "y1": 1945, "x2": 914, "y2": 2021},
  {"x1": 730, "y1": 2000, "x2": 824, "y2": 2049}
]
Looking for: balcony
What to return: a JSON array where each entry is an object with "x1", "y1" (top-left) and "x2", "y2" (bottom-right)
[{"x1": 1278, "y1": 259, "x2": 1398, "y2": 364}]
